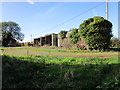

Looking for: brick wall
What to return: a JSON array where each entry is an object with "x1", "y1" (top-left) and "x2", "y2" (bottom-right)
[{"x1": 59, "y1": 37, "x2": 88, "y2": 49}]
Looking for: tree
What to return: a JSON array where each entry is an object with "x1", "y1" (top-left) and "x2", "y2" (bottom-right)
[
  {"x1": 79, "y1": 16, "x2": 113, "y2": 50},
  {"x1": 68, "y1": 28, "x2": 80, "y2": 44},
  {"x1": 59, "y1": 30, "x2": 68, "y2": 40},
  {"x1": 1, "y1": 21, "x2": 24, "y2": 46}
]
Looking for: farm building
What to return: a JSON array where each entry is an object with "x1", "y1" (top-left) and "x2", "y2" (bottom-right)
[
  {"x1": 34, "y1": 33, "x2": 58, "y2": 47},
  {"x1": 34, "y1": 31, "x2": 88, "y2": 49}
]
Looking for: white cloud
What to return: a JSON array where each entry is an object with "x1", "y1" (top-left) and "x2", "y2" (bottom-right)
[{"x1": 27, "y1": 0, "x2": 34, "y2": 4}]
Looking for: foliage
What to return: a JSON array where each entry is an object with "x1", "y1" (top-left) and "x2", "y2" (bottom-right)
[
  {"x1": 2, "y1": 55, "x2": 120, "y2": 88},
  {"x1": 110, "y1": 37, "x2": 120, "y2": 47},
  {"x1": 68, "y1": 29, "x2": 80, "y2": 44},
  {"x1": 97, "y1": 77, "x2": 120, "y2": 89},
  {"x1": 79, "y1": 16, "x2": 113, "y2": 50},
  {"x1": 1, "y1": 21, "x2": 24, "y2": 46},
  {"x1": 59, "y1": 30, "x2": 68, "y2": 40}
]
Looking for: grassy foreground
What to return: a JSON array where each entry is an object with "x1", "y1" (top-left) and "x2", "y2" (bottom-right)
[{"x1": 2, "y1": 54, "x2": 120, "y2": 89}]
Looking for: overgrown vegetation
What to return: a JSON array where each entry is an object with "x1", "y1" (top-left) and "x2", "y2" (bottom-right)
[
  {"x1": 68, "y1": 28, "x2": 80, "y2": 44},
  {"x1": 59, "y1": 16, "x2": 113, "y2": 51},
  {"x1": 79, "y1": 16, "x2": 113, "y2": 50},
  {"x1": 2, "y1": 54, "x2": 120, "y2": 89},
  {"x1": 59, "y1": 30, "x2": 68, "y2": 40}
]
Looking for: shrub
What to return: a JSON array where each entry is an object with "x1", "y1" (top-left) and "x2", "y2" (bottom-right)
[
  {"x1": 59, "y1": 30, "x2": 68, "y2": 40},
  {"x1": 79, "y1": 16, "x2": 113, "y2": 50},
  {"x1": 68, "y1": 28, "x2": 80, "y2": 44}
]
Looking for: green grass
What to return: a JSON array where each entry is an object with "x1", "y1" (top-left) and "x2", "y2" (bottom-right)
[
  {"x1": 0, "y1": 46, "x2": 106, "y2": 53},
  {"x1": 2, "y1": 54, "x2": 120, "y2": 89},
  {"x1": 1, "y1": 46, "x2": 120, "y2": 53},
  {"x1": 15, "y1": 46, "x2": 101, "y2": 53},
  {"x1": 1, "y1": 46, "x2": 120, "y2": 88}
]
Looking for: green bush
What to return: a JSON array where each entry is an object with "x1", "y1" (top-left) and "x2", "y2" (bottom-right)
[
  {"x1": 79, "y1": 16, "x2": 113, "y2": 50},
  {"x1": 68, "y1": 28, "x2": 80, "y2": 44},
  {"x1": 59, "y1": 30, "x2": 68, "y2": 40},
  {"x1": 97, "y1": 77, "x2": 120, "y2": 89}
]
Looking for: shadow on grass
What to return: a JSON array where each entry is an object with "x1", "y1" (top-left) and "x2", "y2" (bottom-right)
[
  {"x1": 110, "y1": 48, "x2": 120, "y2": 52},
  {"x1": 2, "y1": 55, "x2": 120, "y2": 89}
]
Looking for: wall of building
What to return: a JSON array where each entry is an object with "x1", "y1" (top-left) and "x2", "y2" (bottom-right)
[
  {"x1": 59, "y1": 38, "x2": 72, "y2": 48},
  {"x1": 34, "y1": 33, "x2": 58, "y2": 47},
  {"x1": 34, "y1": 38, "x2": 40, "y2": 46},
  {"x1": 34, "y1": 33, "x2": 88, "y2": 49},
  {"x1": 52, "y1": 34, "x2": 58, "y2": 46},
  {"x1": 58, "y1": 37, "x2": 88, "y2": 50}
]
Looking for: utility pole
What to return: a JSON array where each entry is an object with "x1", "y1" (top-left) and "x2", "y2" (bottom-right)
[
  {"x1": 30, "y1": 34, "x2": 32, "y2": 43},
  {"x1": 106, "y1": 0, "x2": 109, "y2": 20}
]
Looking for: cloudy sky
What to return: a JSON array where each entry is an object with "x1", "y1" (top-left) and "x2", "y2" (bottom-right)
[{"x1": 1, "y1": 1, "x2": 118, "y2": 42}]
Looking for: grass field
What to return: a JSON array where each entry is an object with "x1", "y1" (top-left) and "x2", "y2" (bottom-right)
[
  {"x1": 15, "y1": 46, "x2": 101, "y2": 53},
  {"x1": 0, "y1": 46, "x2": 119, "y2": 58},
  {"x1": 2, "y1": 49, "x2": 120, "y2": 89},
  {"x1": 1, "y1": 46, "x2": 120, "y2": 53}
]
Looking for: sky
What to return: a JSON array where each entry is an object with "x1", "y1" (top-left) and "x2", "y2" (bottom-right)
[{"x1": 1, "y1": 1, "x2": 118, "y2": 42}]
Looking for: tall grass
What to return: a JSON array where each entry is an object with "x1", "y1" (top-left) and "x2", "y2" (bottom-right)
[{"x1": 2, "y1": 55, "x2": 120, "y2": 89}]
